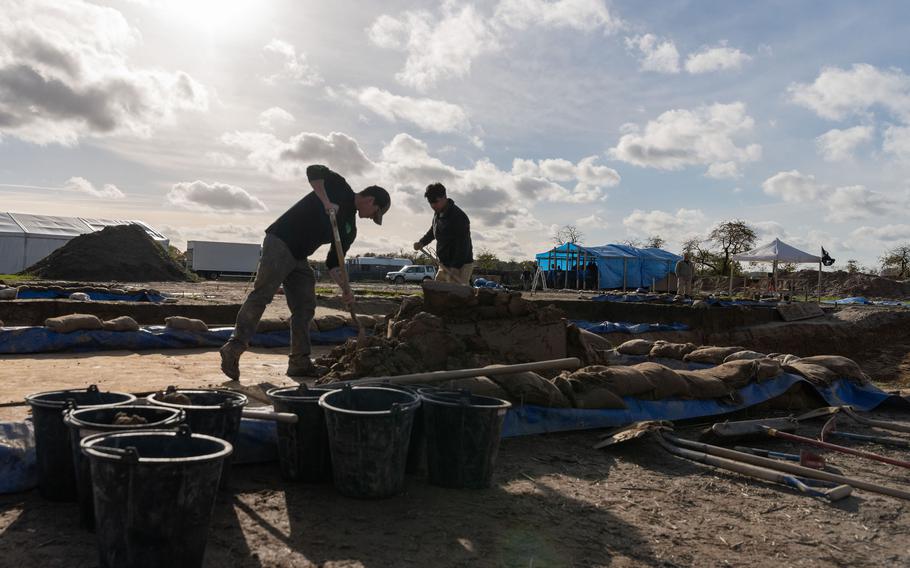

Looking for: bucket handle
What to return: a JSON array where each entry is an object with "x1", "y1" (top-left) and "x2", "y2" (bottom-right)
[
  {"x1": 177, "y1": 424, "x2": 192, "y2": 437},
  {"x1": 92, "y1": 445, "x2": 140, "y2": 464},
  {"x1": 86, "y1": 384, "x2": 99, "y2": 394}
]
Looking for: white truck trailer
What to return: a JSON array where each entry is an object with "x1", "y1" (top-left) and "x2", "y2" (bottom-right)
[{"x1": 186, "y1": 240, "x2": 261, "y2": 279}]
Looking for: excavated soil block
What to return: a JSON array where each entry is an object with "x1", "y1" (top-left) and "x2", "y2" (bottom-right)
[{"x1": 0, "y1": 300, "x2": 241, "y2": 326}]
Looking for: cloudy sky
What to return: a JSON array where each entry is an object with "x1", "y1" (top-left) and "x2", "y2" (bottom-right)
[{"x1": 1, "y1": 0, "x2": 908, "y2": 267}]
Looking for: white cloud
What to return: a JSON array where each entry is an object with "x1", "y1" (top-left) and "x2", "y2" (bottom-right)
[
  {"x1": 494, "y1": 0, "x2": 622, "y2": 33},
  {"x1": 761, "y1": 170, "x2": 822, "y2": 203},
  {"x1": 851, "y1": 224, "x2": 910, "y2": 242},
  {"x1": 788, "y1": 63, "x2": 910, "y2": 122},
  {"x1": 762, "y1": 170, "x2": 895, "y2": 221},
  {"x1": 351, "y1": 87, "x2": 471, "y2": 133},
  {"x1": 622, "y1": 208, "x2": 706, "y2": 240},
  {"x1": 883, "y1": 125, "x2": 910, "y2": 161},
  {"x1": 577, "y1": 213, "x2": 607, "y2": 229},
  {"x1": 205, "y1": 152, "x2": 236, "y2": 167},
  {"x1": 815, "y1": 126, "x2": 873, "y2": 161},
  {"x1": 368, "y1": 0, "x2": 621, "y2": 90},
  {"x1": 625, "y1": 34, "x2": 680, "y2": 74},
  {"x1": 258, "y1": 107, "x2": 295, "y2": 129},
  {"x1": 166, "y1": 181, "x2": 268, "y2": 212},
  {"x1": 0, "y1": 0, "x2": 208, "y2": 145},
  {"x1": 685, "y1": 44, "x2": 751, "y2": 74},
  {"x1": 826, "y1": 185, "x2": 894, "y2": 222},
  {"x1": 263, "y1": 39, "x2": 322, "y2": 86},
  {"x1": 509, "y1": 155, "x2": 620, "y2": 202},
  {"x1": 705, "y1": 161, "x2": 741, "y2": 179},
  {"x1": 609, "y1": 102, "x2": 761, "y2": 175},
  {"x1": 64, "y1": 176, "x2": 125, "y2": 199}
]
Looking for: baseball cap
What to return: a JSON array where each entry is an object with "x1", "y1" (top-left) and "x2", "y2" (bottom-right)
[{"x1": 363, "y1": 185, "x2": 391, "y2": 225}]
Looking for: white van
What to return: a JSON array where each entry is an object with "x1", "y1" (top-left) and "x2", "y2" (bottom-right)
[{"x1": 385, "y1": 265, "x2": 437, "y2": 284}]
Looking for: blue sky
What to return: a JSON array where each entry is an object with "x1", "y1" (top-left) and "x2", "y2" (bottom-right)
[{"x1": 1, "y1": 0, "x2": 908, "y2": 267}]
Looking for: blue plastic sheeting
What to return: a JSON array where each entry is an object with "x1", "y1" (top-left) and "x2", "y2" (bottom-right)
[
  {"x1": 501, "y1": 374, "x2": 898, "y2": 437},
  {"x1": 572, "y1": 319, "x2": 690, "y2": 334},
  {"x1": 473, "y1": 278, "x2": 503, "y2": 289},
  {"x1": 705, "y1": 298, "x2": 779, "y2": 308},
  {"x1": 535, "y1": 242, "x2": 681, "y2": 289},
  {"x1": 0, "y1": 325, "x2": 358, "y2": 354},
  {"x1": 824, "y1": 296, "x2": 872, "y2": 305},
  {"x1": 16, "y1": 289, "x2": 166, "y2": 302}
]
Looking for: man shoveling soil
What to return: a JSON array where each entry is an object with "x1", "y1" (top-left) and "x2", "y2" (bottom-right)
[{"x1": 219, "y1": 164, "x2": 390, "y2": 380}]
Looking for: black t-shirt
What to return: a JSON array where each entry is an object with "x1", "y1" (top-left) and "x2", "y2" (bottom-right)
[
  {"x1": 265, "y1": 165, "x2": 356, "y2": 268},
  {"x1": 417, "y1": 199, "x2": 473, "y2": 268}
]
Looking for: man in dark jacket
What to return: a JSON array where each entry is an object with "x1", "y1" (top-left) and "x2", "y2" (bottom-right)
[
  {"x1": 220, "y1": 164, "x2": 390, "y2": 379},
  {"x1": 413, "y1": 183, "x2": 473, "y2": 285}
]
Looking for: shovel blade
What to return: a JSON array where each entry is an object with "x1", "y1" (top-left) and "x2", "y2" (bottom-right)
[{"x1": 799, "y1": 449, "x2": 826, "y2": 470}]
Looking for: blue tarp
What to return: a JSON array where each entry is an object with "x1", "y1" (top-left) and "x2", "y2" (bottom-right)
[
  {"x1": 0, "y1": 325, "x2": 358, "y2": 354},
  {"x1": 572, "y1": 319, "x2": 690, "y2": 334},
  {"x1": 535, "y1": 242, "x2": 681, "y2": 289},
  {"x1": 16, "y1": 289, "x2": 166, "y2": 302},
  {"x1": 473, "y1": 278, "x2": 503, "y2": 289},
  {"x1": 501, "y1": 374, "x2": 901, "y2": 437}
]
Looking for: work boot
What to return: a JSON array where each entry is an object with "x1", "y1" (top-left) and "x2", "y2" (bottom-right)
[
  {"x1": 219, "y1": 339, "x2": 245, "y2": 380},
  {"x1": 287, "y1": 356, "x2": 318, "y2": 378}
]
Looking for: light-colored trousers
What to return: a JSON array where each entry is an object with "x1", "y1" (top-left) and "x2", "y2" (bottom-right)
[{"x1": 436, "y1": 263, "x2": 474, "y2": 286}]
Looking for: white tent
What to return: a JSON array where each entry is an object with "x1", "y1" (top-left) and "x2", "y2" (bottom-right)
[
  {"x1": 0, "y1": 212, "x2": 168, "y2": 274},
  {"x1": 728, "y1": 238, "x2": 823, "y2": 299}
]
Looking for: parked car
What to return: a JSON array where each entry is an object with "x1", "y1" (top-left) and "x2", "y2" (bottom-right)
[{"x1": 385, "y1": 264, "x2": 436, "y2": 284}]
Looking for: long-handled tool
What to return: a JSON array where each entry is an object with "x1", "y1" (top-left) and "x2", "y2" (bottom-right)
[
  {"x1": 821, "y1": 415, "x2": 910, "y2": 448},
  {"x1": 766, "y1": 426, "x2": 910, "y2": 470},
  {"x1": 327, "y1": 209, "x2": 365, "y2": 341},
  {"x1": 841, "y1": 406, "x2": 910, "y2": 434},
  {"x1": 655, "y1": 432, "x2": 851, "y2": 502},
  {"x1": 664, "y1": 434, "x2": 910, "y2": 501},
  {"x1": 337, "y1": 357, "x2": 582, "y2": 387}
]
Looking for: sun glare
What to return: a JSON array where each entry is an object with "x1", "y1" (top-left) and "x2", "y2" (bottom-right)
[{"x1": 160, "y1": 0, "x2": 262, "y2": 32}]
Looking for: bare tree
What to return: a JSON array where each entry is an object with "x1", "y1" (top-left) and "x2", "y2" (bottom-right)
[
  {"x1": 706, "y1": 219, "x2": 757, "y2": 275},
  {"x1": 621, "y1": 237, "x2": 643, "y2": 247},
  {"x1": 552, "y1": 225, "x2": 584, "y2": 245},
  {"x1": 645, "y1": 235, "x2": 665, "y2": 249},
  {"x1": 845, "y1": 259, "x2": 860, "y2": 274},
  {"x1": 880, "y1": 244, "x2": 910, "y2": 277}
]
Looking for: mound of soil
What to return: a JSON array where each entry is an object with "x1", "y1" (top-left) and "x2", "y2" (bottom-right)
[{"x1": 22, "y1": 224, "x2": 190, "y2": 282}]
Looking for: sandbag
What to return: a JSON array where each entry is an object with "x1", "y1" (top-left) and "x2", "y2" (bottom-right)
[
  {"x1": 755, "y1": 358, "x2": 783, "y2": 381},
  {"x1": 693, "y1": 360, "x2": 757, "y2": 389},
  {"x1": 568, "y1": 366, "x2": 655, "y2": 397},
  {"x1": 678, "y1": 371, "x2": 733, "y2": 399},
  {"x1": 45, "y1": 314, "x2": 103, "y2": 333},
  {"x1": 684, "y1": 346, "x2": 746, "y2": 365},
  {"x1": 257, "y1": 317, "x2": 290, "y2": 333},
  {"x1": 164, "y1": 316, "x2": 209, "y2": 333},
  {"x1": 649, "y1": 342, "x2": 697, "y2": 359},
  {"x1": 102, "y1": 316, "x2": 140, "y2": 332},
  {"x1": 443, "y1": 377, "x2": 510, "y2": 400},
  {"x1": 771, "y1": 353, "x2": 802, "y2": 366},
  {"x1": 632, "y1": 362, "x2": 690, "y2": 399},
  {"x1": 315, "y1": 314, "x2": 347, "y2": 332},
  {"x1": 783, "y1": 362, "x2": 838, "y2": 386},
  {"x1": 0, "y1": 287, "x2": 17, "y2": 300},
  {"x1": 616, "y1": 339, "x2": 655, "y2": 356},
  {"x1": 723, "y1": 350, "x2": 767, "y2": 362},
  {"x1": 798, "y1": 355, "x2": 869, "y2": 383},
  {"x1": 490, "y1": 371, "x2": 570, "y2": 407},
  {"x1": 68, "y1": 292, "x2": 91, "y2": 301},
  {"x1": 551, "y1": 375, "x2": 578, "y2": 407},
  {"x1": 572, "y1": 387, "x2": 628, "y2": 410}
]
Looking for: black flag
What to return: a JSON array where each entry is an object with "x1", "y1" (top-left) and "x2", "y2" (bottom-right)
[{"x1": 821, "y1": 247, "x2": 835, "y2": 266}]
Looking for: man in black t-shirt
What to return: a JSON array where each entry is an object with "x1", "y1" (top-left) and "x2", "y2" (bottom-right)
[
  {"x1": 412, "y1": 183, "x2": 474, "y2": 285},
  {"x1": 220, "y1": 164, "x2": 390, "y2": 379}
]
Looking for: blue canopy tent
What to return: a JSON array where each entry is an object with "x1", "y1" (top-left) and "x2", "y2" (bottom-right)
[{"x1": 535, "y1": 243, "x2": 681, "y2": 290}]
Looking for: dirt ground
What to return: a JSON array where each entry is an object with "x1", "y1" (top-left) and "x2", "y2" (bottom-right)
[{"x1": 2, "y1": 281, "x2": 910, "y2": 567}]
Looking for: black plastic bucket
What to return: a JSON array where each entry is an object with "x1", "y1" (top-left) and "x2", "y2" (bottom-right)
[
  {"x1": 65, "y1": 405, "x2": 185, "y2": 528},
  {"x1": 421, "y1": 391, "x2": 511, "y2": 489},
  {"x1": 25, "y1": 385, "x2": 135, "y2": 501},
  {"x1": 267, "y1": 385, "x2": 334, "y2": 482},
  {"x1": 379, "y1": 382, "x2": 427, "y2": 474},
  {"x1": 319, "y1": 385, "x2": 420, "y2": 498},
  {"x1": 146, "y1": 387, "x2": 247, "y2": 487},
  {"x1": 82, "y1": 425, "x2": 231, "y2": 568}
]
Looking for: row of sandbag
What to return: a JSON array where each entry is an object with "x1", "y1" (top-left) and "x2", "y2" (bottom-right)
[
  {"x1": 611, "y1": 338, "x2": 871, "y2": 386},
  {"x1": 37, "y1": 313, "x2": 387, "y2": 334}
]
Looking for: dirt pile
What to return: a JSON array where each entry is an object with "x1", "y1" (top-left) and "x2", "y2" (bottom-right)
[
  {"x1": 23, "y1": 225, "x2": 190, "y2": 282},
  {"x1": 819, "y1": 271, "x2": 910, "y2": 298}
]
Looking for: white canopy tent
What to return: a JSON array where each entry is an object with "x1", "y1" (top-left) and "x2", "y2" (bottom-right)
[{"x1": 728, "y1": 238, "x2": 823, "y2": 299}]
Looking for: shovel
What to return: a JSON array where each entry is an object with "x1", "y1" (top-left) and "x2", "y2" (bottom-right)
[{"x1": 327, "y1": 209, "x2": 365, "y2": 341}]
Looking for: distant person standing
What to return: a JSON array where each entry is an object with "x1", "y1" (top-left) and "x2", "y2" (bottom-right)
[
  {"x1": 413, "y1": 183, "x2": 474, "y2": 286},
  {"x1": 675, "y1": 252, "x2": 695, "y2": 298},
  {"x1": 220, "y1": 164, "x2": 390, "y2": 379}
]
